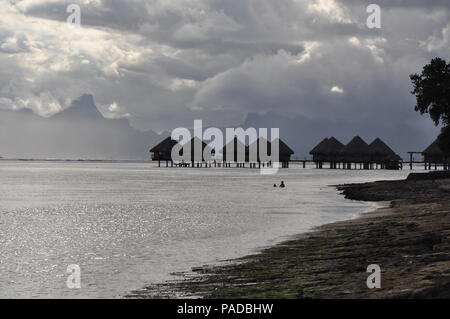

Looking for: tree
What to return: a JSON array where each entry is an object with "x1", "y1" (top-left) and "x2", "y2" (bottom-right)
[
  {"x1": 410, "y1": 57, "x2": 450, "y2": 153},
  {"x1": 438, "y1": 126, "x2": 450, "y2": 153}
]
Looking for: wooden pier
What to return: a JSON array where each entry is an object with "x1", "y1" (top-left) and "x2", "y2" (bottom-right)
[{"x1": 154, "y1": 158, "x2": 450, "y2": 171}]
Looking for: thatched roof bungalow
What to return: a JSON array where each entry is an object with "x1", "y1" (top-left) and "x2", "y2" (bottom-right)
[
  {"x1": 369, "y1": 137, "x2": 401, "y2": 169},
  {"x1": 248, "y1": 138, "x2": 294, "y2": 163},
  {"x1": 221, "y1": 137, "x2": 248, "y2": 162},
  {"x1": 180, "y1": 137, "x2": 215, "y2": 162},
  {"x1": 150, "y1": 137, "x2": 178, "y2": 161},
  {"x1": 278, "y1": 138, "x2": 295, "y2": 162},
  {"x1": 309, "y1": 137, "x2": 344, "y2": 162},
  {"x1": 310, "y1": 136, "x2": 400, "y2": 169},
  {"x1": 422, "y1": 139, "x2": 450, "y2": 164},
  {"x1": 325, "y1": 137, "x2": 345, "y2": 161},
  {"x1": 309, "y1": 138, "x2": 329, "y2": 162},
  {"x1": 339, "y1": 136, "x2": 371, "y2": 162},
  {"x1": 369, "y1": 138, "x2": 400, "y2": 162}
]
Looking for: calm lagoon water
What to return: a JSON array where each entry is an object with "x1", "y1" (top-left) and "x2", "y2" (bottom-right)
[{"x1": 0, "y1": 161, "x2": 421, "y2": 298}]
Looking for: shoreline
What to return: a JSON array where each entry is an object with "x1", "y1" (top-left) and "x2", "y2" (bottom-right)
[{"x1": 128, "y1": 175, "x2": 450, "y2": 299}]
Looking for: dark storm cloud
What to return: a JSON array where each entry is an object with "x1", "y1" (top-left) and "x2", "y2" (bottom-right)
[{"x1": 1, "y1": 0, "x2": 450, "y2": 152}]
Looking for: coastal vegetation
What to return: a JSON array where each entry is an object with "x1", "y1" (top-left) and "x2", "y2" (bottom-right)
[{"x1": 410, "y1": 57, "x2": 450, "y2": 153}]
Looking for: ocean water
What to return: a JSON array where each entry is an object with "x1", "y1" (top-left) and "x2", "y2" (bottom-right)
[{"x1": 0, "y1": 161, "x2": 421, "y2": 298}]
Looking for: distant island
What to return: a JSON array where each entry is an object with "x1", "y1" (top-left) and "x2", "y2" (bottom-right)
[{"x1": 0, "y1": 94, "x2": 165, "y2": 160}]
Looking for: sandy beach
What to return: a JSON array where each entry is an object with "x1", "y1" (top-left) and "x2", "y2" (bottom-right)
[{"x1": 129, "y1": 173, "x2": 450, "y2": 299}]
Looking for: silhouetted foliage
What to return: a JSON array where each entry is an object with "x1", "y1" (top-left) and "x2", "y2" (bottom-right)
[
  {"x1": 438, "y1": 126, "x2": 450, "y2": 153},
  {"x1": 410, "y1": 57, "x2": 450, "y2": 153}
]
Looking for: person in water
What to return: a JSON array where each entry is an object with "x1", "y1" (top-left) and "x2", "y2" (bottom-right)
[
  {"x1": 280, "y1": 181, "x2": 285, "y2": 188},
  {"x1": 273, "y1": 184, "x2": 277, "y2": 188}
]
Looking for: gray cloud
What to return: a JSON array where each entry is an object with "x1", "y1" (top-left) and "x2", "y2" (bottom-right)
[{"x1": 1, "y1": 0, "x2": 449, "y2": 156}]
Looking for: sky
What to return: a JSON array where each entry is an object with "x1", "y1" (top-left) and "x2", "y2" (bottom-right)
[{"x1": 1, "y1": 0, "x2": 450, "y2": 158}]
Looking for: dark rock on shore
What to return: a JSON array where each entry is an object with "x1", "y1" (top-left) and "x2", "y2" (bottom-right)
[{"x1": 407, "y1": 171, "x2": 450, "y2": 181}]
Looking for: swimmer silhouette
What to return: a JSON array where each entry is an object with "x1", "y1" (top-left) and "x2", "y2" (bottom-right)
[
  {"x1": 273, "y1": 184, "x2": 277, "y2": 188},
  {"x1": 279, "y1": 181, "x2": 285, "y2": 188}
]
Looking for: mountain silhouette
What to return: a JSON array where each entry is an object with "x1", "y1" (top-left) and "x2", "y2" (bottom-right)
[
  {"x1": 53, "y1": 94, "x2": 105, "y2": 121},
  {"x1": 0, "y1": 94, "x2": 165, "y2": 160},
  {"x1": 1, "y1": 95, "x2": 439, "y2": 160}
]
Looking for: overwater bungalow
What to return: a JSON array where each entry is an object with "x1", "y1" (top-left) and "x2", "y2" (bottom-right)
[
  {"x1": 339, "y1": 136, "x2": 372, "y2": 169},
  {"x1": 369, "y1": 138, "x2": 401, "y2": 169},
  {"x1": 150, "y1": 137, "x2": 178, "y2": 165},
  {"x1": 325, "y1": 137, "x2": 345, "y2": 168},
  {"x1": 309, "y1": 138, "x2": 330, "y2": 165},
  {"x1": 422, "y1": 139, "x2": 450, "y2": 170},
  {"x1": 247, "y1": 138, "x2": 294, "y2": 168},
  {"x1": 150, "y1": 135, "x2": 294, "y2": 169},
  {"x1": 180, "y1": 137, "x2": 215, "y2": 167},
  {"x1": 278, "y1": 138, "x2": 295, "y2": 166},
  {"x1": 309, "y1": 137, "x2": 346, "y2": 168},
  {"x1": 310, "y1": 136, "x2": 401, "y2": 170},
  {"x1": 221, "y1": 137, "x2": 249, "y2": 164},
  {"x1": 150, "y1": 136, "x2": 214, "y2": 167}
]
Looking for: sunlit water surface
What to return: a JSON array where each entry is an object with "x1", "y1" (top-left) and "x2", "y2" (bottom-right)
[{"x1": 0, "y1": 161, "x2": 423, "y2": 298}]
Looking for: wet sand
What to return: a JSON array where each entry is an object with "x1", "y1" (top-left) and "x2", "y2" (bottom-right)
[{"x1": 128, "y1": 175, "x2": 450, "y2": 299}]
